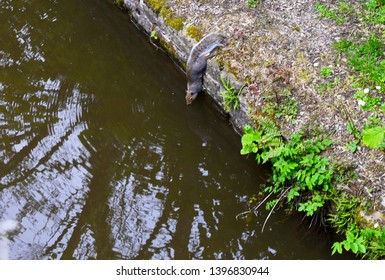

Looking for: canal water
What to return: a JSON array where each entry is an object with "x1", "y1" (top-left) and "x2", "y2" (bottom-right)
[{"x1": 0, "y1": 0, "x2": 353, "y2": 259}]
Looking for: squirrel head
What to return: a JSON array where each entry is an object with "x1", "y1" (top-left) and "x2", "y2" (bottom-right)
[{"x1": 185, "y1": 90, "x2": 198, "y2": 105}]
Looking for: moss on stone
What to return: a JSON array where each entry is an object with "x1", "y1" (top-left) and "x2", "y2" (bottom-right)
[
  {"x1": 292, "y1": 25, "x2": 301, "y2": 32},
  {"x1": 186, "y1": 25, "x2": 203, "y2": 41},
  {"x1": 167, "y1": 16, "x2": 185, "y2": 31},
  {"x1": 114, "y1": 0, "x2": 128, "y2": 12},
  {"x1": 145, "y1": 1, "x2": 185, "y2": 31},
  {"x1": 159, "y1": 5, "x2": 170, "y2": 17},
  {"x1": 156, "y1": 36, "x2": 183, "y2": 67},
  {"x1": 159, "y1": 7, "x2": 185, "y2": 31},
  {"x1": 146, "y1": 0, "x2": 165, "y2": 12}
]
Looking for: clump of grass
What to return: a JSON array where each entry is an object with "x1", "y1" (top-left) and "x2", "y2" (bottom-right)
[
  {"x1": 320, "y1": 66, "x2": 333, "y2": 77},
  {"x1": 313, "y1": 0, "x2": 385, "y2": 150},
  {"x1": 334, "y1": 35, "x2": 385, "y2": 89},
  {"x1": 314, "y1": 2, "x2": 346, "y2": 24},
  {"x1": 334, "y1": 35, "x2": 385, "y2": 149},
  {"x1": 364, "y1": 0, "x2": 385, "y2": 24}
]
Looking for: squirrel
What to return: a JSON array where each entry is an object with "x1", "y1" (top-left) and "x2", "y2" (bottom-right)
[{"x1": 185, "y1": 33, "x2": 227, "y2": 105}]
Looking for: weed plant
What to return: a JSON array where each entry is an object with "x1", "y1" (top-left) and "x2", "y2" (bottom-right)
[
  {"x1": 314, "y1": 2, "x2": 348, "y2": 25},
  {"x1": 219, "y1": 75, "x2": 244, "y2": 113},
  {"x1": 247, "y1": 0, "x2": 259, "y2": 8}
]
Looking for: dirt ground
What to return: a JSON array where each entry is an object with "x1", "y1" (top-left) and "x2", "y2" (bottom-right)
[{"x1": 151, "y1": 0, "x2": 385, "y2": 220}]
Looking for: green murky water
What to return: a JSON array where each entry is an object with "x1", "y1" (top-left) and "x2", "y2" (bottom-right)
[{"x1": 0, "y1": 0, "x2": 353, "y2": 259}]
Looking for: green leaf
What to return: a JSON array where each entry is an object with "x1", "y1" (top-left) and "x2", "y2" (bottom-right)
[
  {"x1": 332, "y1": 242, "x2": 343, "y2": 255},
  {"x1": 362, "y1": 126, "x2": 385, "y2": 148},
  {"x1": 241, "y1": 129, "x2": 263, "y2": 155},
  {"x1": 261, "y1": 146, "x2": 283, "y2": 163},
  {"x1": 287, "y1": 188, "x2": 300, "y2": 201},
  {"x1": 240, "y1": 143, "x2": 257, "y2": 155},
  {"x1": 351, "y1": 242, "x2": 358, "y2": 254},
  {"x1": 241, "y1": 131, "x2": 262, "y2": 145},
  {"x1": 317, "y1": 174, "x2": 324, "y2": 185},
  {"x1": 243, "y1": 125, "x2": 253, "y2": 133},
  {"x1": 322, "y1": 139, "x2": 333, "y2": 147},
  {"x1": 346, "y1": 231, "x2": 355, "y2": 243},
  {"x1": 347, "y1": 139, "x2": 360, "y2": 153},
  {"x1": 347, "y1": 121, "x2": 356, "y2": 135},
  {"x1": 298, "y1": 203, "x2": 306, "y2": 212},
  {"x1": 357, "y1": 244, "x2": 366, "y2": 254}
]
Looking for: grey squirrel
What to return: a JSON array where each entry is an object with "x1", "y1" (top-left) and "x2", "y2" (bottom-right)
[{"x1": 185, "y1": 33, "x2": 227, "y2": 105}]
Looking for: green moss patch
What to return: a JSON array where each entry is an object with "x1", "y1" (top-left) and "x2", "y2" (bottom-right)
[
  {"x1": 146, "y1": 0, "x2": 165, "y2": 12},
  {"x1": 186, "y1": 25, "x2": 203, "y2": 41},
  {"x1": 159, "y1": 6, "x2": 185, "y2": 31}
]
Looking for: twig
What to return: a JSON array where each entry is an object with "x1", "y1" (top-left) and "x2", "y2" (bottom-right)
[
  {"x1": 252, "y1": 190, "x2": 274, "y2": 214},
  {"x1": 235, "y1": 191, "x2": 274, "y2": 220},
  {"x1": 261, "y1": 188, "x2": 290, "y2": 233}
]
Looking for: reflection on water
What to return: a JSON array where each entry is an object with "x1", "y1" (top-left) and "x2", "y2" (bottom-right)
[
  {"x1": 0, "y1": 0, "x2": 353, "y2": 259},
  {"x1": 0, "y1": 219, "x2": 18, "y2": 260}
]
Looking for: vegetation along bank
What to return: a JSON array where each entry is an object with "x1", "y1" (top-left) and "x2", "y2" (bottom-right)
[{"x1": 115, "y1": 0, "x2": 385, "y2": 259}]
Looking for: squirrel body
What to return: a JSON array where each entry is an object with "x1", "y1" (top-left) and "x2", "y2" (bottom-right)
[{"x1": 185, "y1": 33, "x2": 227, "y2": 105}]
